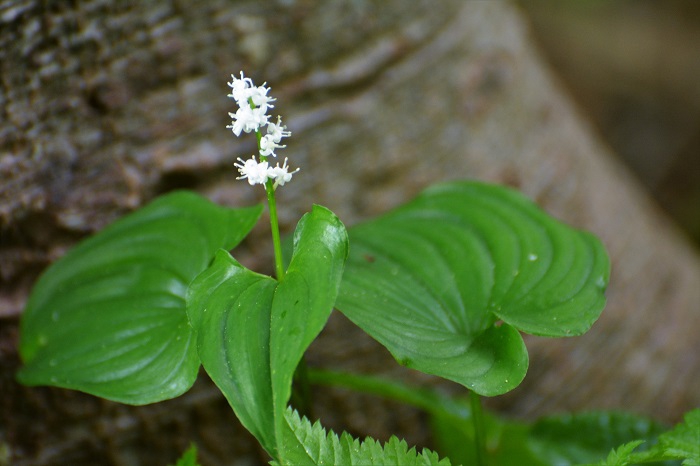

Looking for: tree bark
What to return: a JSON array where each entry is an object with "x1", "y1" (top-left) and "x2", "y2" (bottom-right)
[{"x1": 2, "y1": 1, "x2": 698, "y2": 464}]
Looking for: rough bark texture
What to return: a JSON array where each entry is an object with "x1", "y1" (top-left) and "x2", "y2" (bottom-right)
[{"x1": 1, "y1": 1, "x2": 699, "y2": 465}]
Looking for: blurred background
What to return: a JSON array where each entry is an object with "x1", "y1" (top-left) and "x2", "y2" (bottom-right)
[
  {"x1": 519, "y1": 0, "x2": 700, "y2": 246},
  {"x1": 2, "y1": 1, "x2": 699, "y2": 464}
]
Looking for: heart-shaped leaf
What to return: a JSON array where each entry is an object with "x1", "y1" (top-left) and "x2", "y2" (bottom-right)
[
  {"x1": 186, "y1": 205, "x2": 348, "y2": 457},
  {"x1": 18, "y1": 192, "x2": 263, "y2": 404},
  {"x1": 336, "y1": 181, "x2": 610, "y2": 396}
]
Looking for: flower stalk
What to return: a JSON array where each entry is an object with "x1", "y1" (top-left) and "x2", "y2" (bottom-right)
[
  {"x1": 264, "y1": 165, "x2": 285, "y2": 280},
  {"x1": 227, "y1": 71, "x2": 310, "y2": 415}
]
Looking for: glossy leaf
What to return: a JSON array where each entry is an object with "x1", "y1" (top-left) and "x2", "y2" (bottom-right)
[
  {"x1": 18, "y1": 192, "x2": 263, "y2": 404},
  {"x1": 186, "y1": 251, "x2": 277, "y2": 450},
  {"x1": 274, "y1": 408, "x2": 451, "y2": 466},
  {"x1": 186, "y1": 205, "x2": 348, "y2": 457},
  {"x1": 337, "y1": 181, "x2": 610, "y2": 395}
]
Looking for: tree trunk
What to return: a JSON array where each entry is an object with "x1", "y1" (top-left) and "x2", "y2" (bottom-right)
[{"x1": 2, "y1": 1, "x2": 698, "y2": 464}]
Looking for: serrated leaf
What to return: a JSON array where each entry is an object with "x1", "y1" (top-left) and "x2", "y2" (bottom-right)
[
  {"x1": 432, "y1": 403, "x2": 672, "y2": 466},
  {"x1": 528, "y1": 411, "x2": 669, "y2": 466},
  {"x1": 18, "y1": 192, "x2": 262, "y2": 404},
  {"x1": 593, "y1": 440, "x2": 645, "y2": 466},
  {"x1": 658, "y1": 409, "x2": 700, "y2": 465},
  {"x1": 274, "y1": 407, "x2": 451, "y2": 466},
  {"x1": 595, "y1": 409, "x2": 700, "y2": 466},
  {"x1": 337, "y1": 181, "x2": 610, "y2": 395},
  {"x1": 187, "y1": 205, "x2": 348, "y2": 458}
]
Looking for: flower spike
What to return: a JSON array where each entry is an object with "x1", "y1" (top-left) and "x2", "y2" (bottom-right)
[{"x1": 227, "y1": 71, "x2": 296, "y2": 189}]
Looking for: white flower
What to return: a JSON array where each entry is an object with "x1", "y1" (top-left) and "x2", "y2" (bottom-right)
[
  {"x1": 266, "y1": 116, "x2": 291, "y2": 143},
  {"x1": 227, "y1": 71, "x2": 254, "y2": 106},
  {"x1": 248, "y1": 85, "x2": 275, "y2": 114},
  {"x1": 228, "y1": 72, "x2": 275, "y2": 112},
  {"x1": 228, "y1": 72, "x2": 297, "y2": 188},
  {"x1": 259, "y1": 134, "x2": 286, "y2": 157},
  {"x1": 227, "y1": 106, "x2": 269, "y2": 136},
  {"x1": 227, "y1": 72, "x2": 275, "y2": 136},
  {"x1": 234, "y1": 156, "x2": 270, "y2": 185},
  {"x1": 268, "y1": 158, "x2": 299, "y2": 188}
]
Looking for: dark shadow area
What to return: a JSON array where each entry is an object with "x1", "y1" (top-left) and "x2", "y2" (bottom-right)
[{"x1": 519, "y1": 0, "x2": 700, "y2": 245}]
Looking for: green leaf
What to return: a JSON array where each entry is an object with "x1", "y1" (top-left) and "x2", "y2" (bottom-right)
[
  {"x1": 594, "y1": 440, "x2": 645, "y2": 466},
  {"x1": 594, "y1": 409, "x2": 700, "y2": 465},
  {"x1": 186, "y1": 205, "x2": 348, "y2": 458},
  {"x1": 18, "y1": 192, "x2": 263, "y2": 404},
  {"x1": 528, "y1": 411, "x2": 669, "y2": 466},
  {"x1": 657, "y1": 409, "x2": 700, "y2": 465},
  {"x1": 430, "y1": 402, "x2": 673, "y2": 466},
  {"x1": 171, "y1": 443, "x2": 201, "y2": 466},
  {"x1": 430, "y1": 403, "x2": 548, "y2": 466},
  {"x1": 274, "y1": 407, "x2": 451, "y2": 466},
  {"x1": 186, "y1": 251, "x2": 277, "y2": 451},
  {"x1": 336, "y1": 181, "x2": 610, "y2": 395}
]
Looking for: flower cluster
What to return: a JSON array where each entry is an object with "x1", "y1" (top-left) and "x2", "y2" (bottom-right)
[{"x1": 227, "y1": 72, "x2": 298, "y2": 189}]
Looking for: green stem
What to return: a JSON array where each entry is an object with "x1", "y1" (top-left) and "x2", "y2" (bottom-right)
[
  {"x1": 269, "y1": 181, "x2": 312, "y2": 418},
  {"x1": 470, "y1": 390, "x2": 487, "y2": 466},
  {"x1": 264, "y1": 180, "x2": 285, "y2": 281},
  {"x1": 255, "y1": 128, "x2": 285, "y2": 282},
  {"x1": 255, "y1": 128, "x2": 311, "y2": 417}
]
